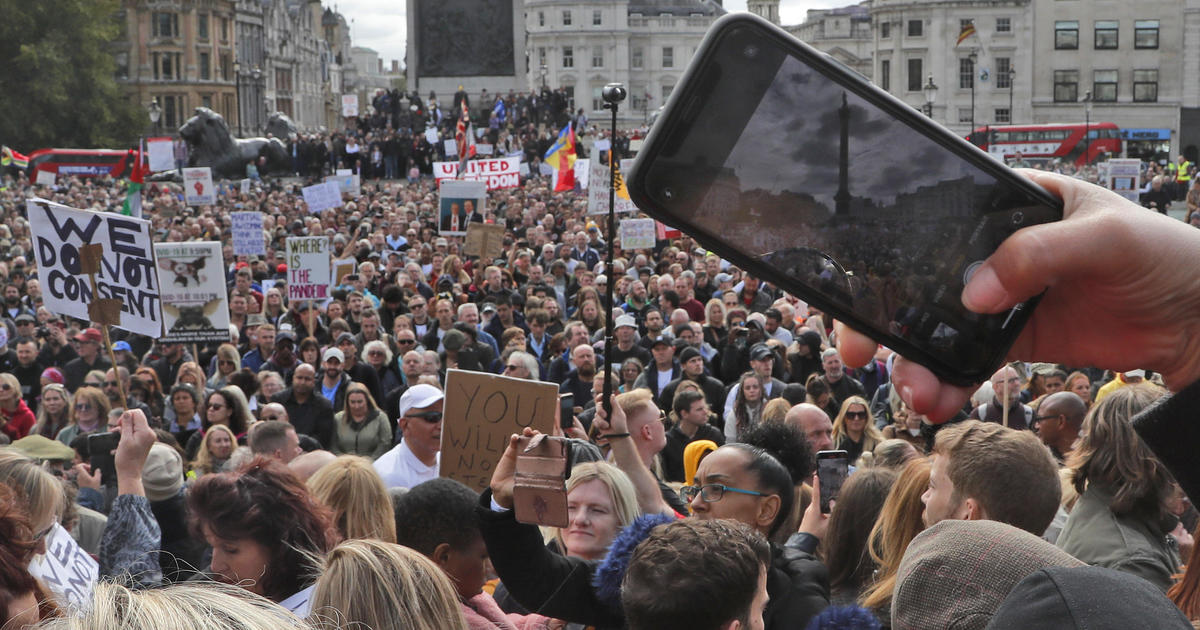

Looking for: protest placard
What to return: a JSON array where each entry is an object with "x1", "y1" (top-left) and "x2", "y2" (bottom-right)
[
  {"x1": 477, "y1": 144, "x2": 494, "y2": 156},
  {"x1": 336, "y1": 168, "x2": 352, "y2": 176},
  {"x1": 324, "y1": 173, "x2": 361, "y2": 198},
  {"x1": 433, "y1": 156, "x2": 520, "y2": 190},
  {"x1": 438, "y1": 180, "x2": 486, "y2": 236},
  {"x1": 240, "y1": 179, "x2": 251, "y2": 195},
  {"x1": 182, "y1": 167, "x2": 215, "y2": 205},
  {"x1": 231, "y1": 211, "x2": 265, "y2": 256},
  {"x1": 302, "y1": 181, "x2": 343, "y2": 213},
  {"x1": 27, "y1": 524, "x2": 98, "y2": 611},
  {"x1": 444, "y1": 139, "x2": 458, "y2": 157},
  {"x1": 440, "y1": 369, "x2": 558, "y2": 492},
  {"x1": 147, "y1": 136, "x2": 176, "y2": 172},
  {"x1": 619, "y1": 218, "x2": 657, "y2": 250},
  {"x1": 425, "y1": 127, "x2": 439, "y2": 144},
  {"x1": 587, "y1": 158, "x2": 638, "y2": 215},
  {"x1": 519, "y1": 162, "x2": 530, "y2": 176},
  {"x1": 28, "y1": 198, "x2": 161, "y2": 336},
  {"x1": 341, "y1": 94, "x2": 359, "y2": 117},
  {"x1": 155, "y1": 242, "x2": 230, "y2": 343},
  {"x1": 594, "y1": 139, "x2": 612, "y2": 152},
  {"x1": 286, "y1": 237, "x2": 330, "y2": 301},
  {"x1": 35, "y1": 169, "x2": 56, "y2": 186},
  {"x1": 463, "y1": 223, "x2": 505, "y2": 260},
  {"x1": 1106, "y1": 158, "x2": 1142, "y2": 202},
  {"x1": 575, "y1": 158, "x2": 589, "y2": 190},
  {"x1": 334, "y1": 259, "x2": 357, "y2": 285}
]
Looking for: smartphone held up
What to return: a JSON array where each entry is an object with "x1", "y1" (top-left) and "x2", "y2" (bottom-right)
[{"x1": 628, "y1": 13, "x2": 1063, "y2": 385}]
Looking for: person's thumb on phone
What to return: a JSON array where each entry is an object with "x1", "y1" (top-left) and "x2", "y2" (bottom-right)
[{"x1": 798, "y1": 473, "x2": 830, "y2": 540}]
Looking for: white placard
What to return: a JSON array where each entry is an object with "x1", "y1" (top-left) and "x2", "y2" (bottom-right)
[
  {"x1": 588, "y1": 158, "x2": 639, "y2": 215},
  {"x1": 302, "y1": 181, "x2": 343, "y2": 213},
  {"x1": 425, "y1": 127, "x2": 439, "y2": 144},
  {"x1": 438, "y1": 180, "x2": 487, "y2": 236},
  {"x1": 444, "y1": 139, "x2": 458, "y2": 157},
  {"x1": 147, "y1": 137, "x2": 176, "y2": 172},
  {"x1": 155, "y1": 242, "x2": 231, "y2": 343},
  {"x1": 477, "y1": 144, "x2": 494, "y2": 156},
  {"x1": 629, "y1": 139, "x2": 644, "y2": 152},
  {"x1": 325, "y1": 174, "x2": 361, "y2": 198},
  {"x1": 287, "y1": 237, "x2": 331, "y2": 301},
  {"x1": 336, "y1": 168, "x2": 352, "y2": 176},
  {"x1": 35, "y1": 169, "x2": 56, "y2": 186},
  {"x1": 1106, "y1": 158, "x2": 1143, "y2": 203},
  {"x1": 341, "y1": 94, "x2": 359, "y2": 117},
  {"x1": 231, "y1": 211, "x2": 265, "y2": 256},
  {"x1": 28, "y1": 198, "x2": 161, "y2": 336},
  {"x1": 619, "y1": 218, "x2": 657, "y2": 249},
  {"x1": 239, "y1": 178, "x2": 250, "y2": 195},
  {"x1": 575, "y1": 158, "x2": 589, "y2": 190},
  {"x1": 182, "y1": 167, "x2": 216, "y2": 205},
  {"x1": 27, "y1": 524, "x2": 98, "y2": 611},
  {"x1": 519, "y1": 162, "x2": 530, "y2": 176},
  {"x1": 594, "y1": 139, "x2": 612, "y2": 152},
  {"x1": 432, "y1": 156, "x2": 520, "y2": 190}
]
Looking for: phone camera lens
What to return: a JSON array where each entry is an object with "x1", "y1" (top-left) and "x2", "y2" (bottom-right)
[
  {"x1": 1011, "y1": 211, "x2": 1024, "y2": 225},
  {"x1": 744, "y1": 44, "x2": 759, "y2": 59},
  {"x1": 663, "y1": 187, "x2": 674, "y2": 200}
]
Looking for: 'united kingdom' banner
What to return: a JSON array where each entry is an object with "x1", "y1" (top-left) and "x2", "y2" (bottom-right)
[{"x1": 433, "y1": 156, "x2": 520, "y2": 190}]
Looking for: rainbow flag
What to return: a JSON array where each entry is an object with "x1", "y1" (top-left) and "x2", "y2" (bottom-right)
[
  {"x1": 956, "y1": 22, "x2": 976, "y2": 46},
  {"x1": 544, "y1": 122, "x2": 577, "y2": 192}
]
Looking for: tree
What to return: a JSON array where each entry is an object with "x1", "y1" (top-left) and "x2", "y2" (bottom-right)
[{"x1": 0, "y1": 0, "x2": 142, "y2": 150}]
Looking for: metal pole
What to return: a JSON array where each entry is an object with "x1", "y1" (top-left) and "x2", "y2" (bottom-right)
[
  {"x1": 1009, "y1": 70, "x2": 1015, "y2": 124},
  {"x1": 602, "y1": 99, "x2": 618, "y2": 418},
  {"x1": 236, "y1": 71, "x2": 243, "y2": 137}
]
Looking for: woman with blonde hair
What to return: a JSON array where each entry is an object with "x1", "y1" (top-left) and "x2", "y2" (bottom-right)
[
  {"x1": 0, "y1": 373, "x2": 35, "y2": 441},
  {"x1": 761, "y1": 397, "x2": 793, "y2": 424},
  {"x1": 175, "y1": 361, "x2": 210, "y2": 397},
  {"x1": 553, "y1": 461, "x2": 641, "y2": 560},
  {"x1": 207, "y1": 344, "x2": 242, "y2": 390},
  {"x1": 859, "y1": 457, "x2": 931, "y2": 621},
  {"x1": 32, "y1": 384, "x2": 71, "y2": 440},
  {"x1": 440, "y1": 254, "x2": 472, "y2": 286},
  {"x1": 55, "y1": 386, "x2": 110, "y2": 446},
  {"x1": 307, "y1": 455, "x2": 396, "y2": 543},
  {"x1": 832, "y1": 396, "x2": 884, "y2": 465},
  {"x1": 330, "y1": 383, "x2": 391, "y2": 459},
  {"x1": 309, "y1": 539, "x2": 467, "y2": 630},
  {"x1": 35, "y1": 582, "x2": 309, "y2": 630},
  {"x1": 189, "y1": 424, "x2": 237, "y2": 480}
]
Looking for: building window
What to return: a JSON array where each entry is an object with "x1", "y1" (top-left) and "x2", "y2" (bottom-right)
[
  {"x1": 880, "y1": 59, "x2": 890, "y2": 91},
  {"x1": 220, "y1": 54, "x2": 231, "y2": 81},
  {"x1": 202, "y1": 95, "x2": 212, "y2": 109},
  {"x1": 907, "y1": 19, "x2": 922, "y2": 37},
  {"x1": 959, "y1": 57, "x2": 975, "y2": 89},
  {"x1": 996, "y1": 17, "x2": 1011, "y2": 33},
  {"x1": 995, "y1": 57, "x2": 1011, "y2": 88},
  {"x1": 593, "y1": 87, "x2": 603, "y2": 111},
  {"x1": 958, "y1": 108, "x2": 972, "y2": 124},
  {"x1": 593, "y1": 10, "x2": 601, "y2": 26},
  {"x1": 562, "y1": 46, "x2": 574, "y2": 68},
  {"x1": 880, "y1": 21, "x2": 890, "y2": 38},
  {"x1": 163, "y1": 95, "x2": 180, "y2": 129},
  {"x1": 152, "y1": 12, "x2": 179, "y2": 37},
  {"x1": 538, "y1": 47, "x2": 546, "y2": 67},
  {"x1": 994, "y1": 107, "x2": 1011, "y2": 123},
  {"x1": 197, "y1": 14, "x2": 209, "y2": 40},
  {"x1": 591, "y1": 47, "x2": 603, "y2": 68},
  {"x1": 907, "y1": 58, "x2": 922, "y2": 91},
  {"x1": 631, "y1": 47, "x2": 643, "y2": 69},
  {"x1": 1055, "y1": 20, "x2": 1079, "y2": 49},
  {"x1": 219, "y1": 17, "x2": 229, "y2": 43},
  {"x1": 1135, "y1": 20, "x2": 1159, "y2": 49},
  {"x1": 1054, "y1": 69, "x2": 1079, "y2": 102},
  {"x1": 631, "y1": 89, "x2": 646, "y2": 111},
  {"x1": 662, "y1": 84, "x2": 674, "y2": 101},
  {"x1": 564, "y1": 86, "x2": 575, "y2": 110},
  {"x1": 199, "y1": 52, "x2": 210, "y2": 80},
  {"x1": 538, "y1": 11, "x2": 544, "y2": 26},
  {"x1": 1133, "y1": 69, "x2": 1158, "y2": 102},
  {"x1": 662, "y1": 47, "x2": 674, "y2": 68},
  {"x1": 152, "y1": 52, "x2": 182, "y2": 80},
  {"x1": 1094, "y1": 20, "x2": 1118, "y2": 49},
  {"x1": 1093, "y1": 69, "x2": 1117, "y2": 102},
  {"x1": 562, "y1": 10, "x2": 571, "y2": 26}
]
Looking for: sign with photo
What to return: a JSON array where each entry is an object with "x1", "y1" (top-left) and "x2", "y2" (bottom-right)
[
  {"x1": 438, "y1": 180, "x2": 487, "y2": 236},
  {"x1": 155, "y1": 241, "x2": 230, "y2": 343}
]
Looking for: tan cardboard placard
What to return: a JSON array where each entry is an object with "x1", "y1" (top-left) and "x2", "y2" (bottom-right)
[{"x1": 463, "y1": 223, "x2": 505, "y2": 260}]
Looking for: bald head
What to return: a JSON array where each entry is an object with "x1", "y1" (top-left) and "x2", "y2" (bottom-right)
[
  {"x1": 288, "y1": 449, "x2": 336, "y2": 481},
  {"x1": 785, "y1": 403, "x2": 833, "y2": 452},
  {"x1": 1035, "y1": 391, "x2": 1088, "y2": 455}
]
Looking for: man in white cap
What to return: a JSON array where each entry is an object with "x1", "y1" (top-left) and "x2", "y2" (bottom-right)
[
  {"x1": 373, "y1": 383, "x2": 445, "y2": 489},
  {"x1": 606, "y1": 314, "x2": 651, "y2": 371},
  {"x1": 319, "y1": 347, "x2": 352, "y2": 411}
]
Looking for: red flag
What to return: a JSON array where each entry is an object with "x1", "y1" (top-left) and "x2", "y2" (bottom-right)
[{"x1": 455, "y1": 99, "x2": 476, "y2": 175}]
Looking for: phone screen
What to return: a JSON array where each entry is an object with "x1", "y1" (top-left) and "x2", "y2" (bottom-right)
[
  {"x1": 817, "y1": 451, "x2": 849, "y2": 514},
  {"x1": 559, "y1": 394, "x2": 574, "y2": 429},
  {"x1": 632, "y1": 17, "x2": 1062, "y2": 383}
]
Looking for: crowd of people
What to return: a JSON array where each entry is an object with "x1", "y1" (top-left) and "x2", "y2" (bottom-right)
[{"x1": 3, "y1": 110, "x2": 1200, "y2": 630}]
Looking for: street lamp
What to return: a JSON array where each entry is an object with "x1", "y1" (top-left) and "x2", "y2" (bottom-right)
[
  {"x1": 539, "y1": 63, "x2": 547, "y2": 91},
  {"x1": 922, "y1": 75, "x2": 938, "y2": 118},
  {"x1": 1082, "y1": 89, "x2": 1093, "y2": 164},
  {"x1": 234, "y1": 60, "x2": 243, "y2": 137},
  {"x1": 1007, "y1": 68, "x2": 1016, "y2": 124},
  {"x1": 251, "y1": 66, "x2": 263, "y2": 134},
  {"x1": 968, "y1": 50, "x2": 978, "y2": 136},
  {"x1": 147, "y1": 98, "x2": 162, "y2": 134}
]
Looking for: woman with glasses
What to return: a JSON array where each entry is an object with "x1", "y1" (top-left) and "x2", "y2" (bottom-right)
[
  {"x1": 831, "y1": 396, "x2": 883, "y2": 465},
  {"x1": 363, "y1": 340, "x2": 403, "y2": 400},
  {"x1": 0, "y1": 373, "x2": 35, "y2": 441},
  {"x1": 82, "y1": 370, "x2": 107, "y2": 390},
  {"x1": 55, "y1": 386, "x2": 110, "y2": 446},
  {"x1": 619, "y1": 357, "x2": 644, "y2": 393},
  {"x1": 207, "y1": 344, "x2": 242, "y2": 390},
  {"x1": 32, "y1": 383, "x2": 71, "y2": 440},
  {"x1": 254, "y1": 370, "x2": 285, "y2": 413},
  {"x1": 331, "y1": 383, "x2": 391, "y2": 460},
  {"x1": 185, "y1": 387, "x2": 252, "y2": 462}
]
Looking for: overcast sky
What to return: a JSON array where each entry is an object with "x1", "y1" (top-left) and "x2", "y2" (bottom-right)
[{"x1": 337, "y1": 0, "x2": 851, "y2": 70}]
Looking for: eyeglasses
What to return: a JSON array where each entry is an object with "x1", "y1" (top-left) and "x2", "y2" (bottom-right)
[
  {"x1": 368, "y1": 350, "x2": 385, "y2": 356},
  {"x1": 31, "y1": 522, "x2": 55, "y2": 543},
  {"x1": 261, "y1": 415, "x2": 281, "y2": 421},
  {"x1": 397, "y1": 339, "x2": 416, "y2": 345},
  {"x1": 75, "y1": 403, "x2": 92, "y2": 411},
  {"x1": 105, "y1": 380, "x2": 120, "y2": 388},
  {"x1": 679, "y1": 483, "x2": 767, "y2": 503},
  {"x1": 84, "y1": 382, "x2": 102, "y2": 388},
  {"x1": 503, "y1": 364, "x2": 522, "y2": 372},
  {"x1": 1034, "y1": 414, "x2": 1062, "y2": 423},
  {"x1": 844, "y1": 411, "x2": 868, "y2": 420},
  {"x1": 207, "y1": 403, "x2": 226, "y2": 410},
  {"x1": 0, "y1": 383, "x2": 10, "y2": 391},
  {"x1": 407, "y1": 411, "x2": 443, "y2": 423},
  {"x1": 410, "y1": 303, "x2": 426, "y2": 309}
]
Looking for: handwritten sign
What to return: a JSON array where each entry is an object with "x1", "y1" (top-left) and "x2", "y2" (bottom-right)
[
  {"x1": 35, "y1": 169, "x2": 56, "y2": 186},
  {"x1": 587, "y1": 158, "x2": 638, "y2": 215},
  {"x1": 27, "y1": 524, "x2": 98, "y2": 610},
  {"x1": 182, "y1": 167, "x2": 215, "y2": 205},
  {"x1": 619, "y1": 218, "x2": 657, "y2": 250},
  {"x1": 147, "y1": 136, "x2": 176, "y2": 172},
  {"x1": 341, "y1": 93, "x2": 359, "y2": 117},
  {"x1": 433, "y1": 156, "x2": 520, "y2": 190},
  {"x1": 463, "y1": 223, "x2": 505, "y2": 260},
  {"x1": 302, "y1": 181, "x2": 343, "y2": 213},
  {"x1": 286, "y1": 237, "x2": 330, "y2": 301},
  {"x1": 155, "y1": 242, "x2": 230, "y2": 343},
  {"x1": 231, "y1": 211, "x2": 265, "y2": 256},
  {"x1": 440, "y1": 370, "x2": 558, "y2": 492},
  {"x1": 28, "y1": 198, "x2": 161, "y2": 336}
]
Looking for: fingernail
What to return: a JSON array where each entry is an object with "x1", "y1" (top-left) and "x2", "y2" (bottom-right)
[{"x1": 962, "y1": 265, "x2": 1009, "y2": 312}]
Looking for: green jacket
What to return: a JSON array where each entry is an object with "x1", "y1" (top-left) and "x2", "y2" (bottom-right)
[{"x1": 330, "y1": 408, "x2": 392, "y2": 460}]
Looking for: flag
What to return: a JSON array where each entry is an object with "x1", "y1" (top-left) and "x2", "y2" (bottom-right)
[
  {"x1": 610, "y1": 151, "x2": 631, "y2": 202},
  {"x1": 455, "y1": 98, "x2": 476, "y2": 175},
  {"x1": 544, "y1": 122, "x2": 577, "y2": 192},
  {"x1": 123, "y1": 148, "x2": 144, "y2": 218},
  {"x1": 1, "y1": 146, "x2": 28, "y2": 169},
  {"x1": 956, "y1": 21, "x2": 976, "y2": 46}
]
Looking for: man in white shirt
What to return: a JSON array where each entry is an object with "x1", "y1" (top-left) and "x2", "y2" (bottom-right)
[{"x1": 374, "y1": 384, "x2": 444, "y2": 489}]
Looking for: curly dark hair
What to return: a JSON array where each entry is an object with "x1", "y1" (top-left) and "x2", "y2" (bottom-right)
[
  {"x1": 737, "y1": 420, "x2": 815, "y2": 484},
  {"x1": 187, "y1": 457, "x2": 339, "y2": 601}
]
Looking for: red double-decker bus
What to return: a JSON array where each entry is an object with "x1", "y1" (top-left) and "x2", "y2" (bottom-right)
[
  {"x1": 27, "y1": 148, "x2": 139, "y2": 179},
  {"x1": 967, "y1": 122, "x2": 1122, "y2": 166}
]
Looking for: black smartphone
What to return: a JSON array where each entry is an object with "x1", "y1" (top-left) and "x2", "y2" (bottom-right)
[
  {"x1": 559, "y1": 393, "x2": 574, "y2": 430},
  {"x1": 87, "y1": 431, "x2": 120, "y2": 486},
  {"x1": 628, "y1": 13, "x2": 1063, "y2": 386},
  {"x1": 816, "y1": 449, "x2": 850, "y2": 514}
]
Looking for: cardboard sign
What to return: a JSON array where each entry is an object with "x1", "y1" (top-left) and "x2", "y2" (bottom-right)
[
  {"x1": 440, "y1": 369, "x2": 558, "y2": 492},
  {"x1": 1107, "y1": 158, "x2": 1143, "y2": 202},
  {"x1": 35, "y1": 169, "x2": 56, "y2": 186},
  {"x1": 231, "y1": 211, "x2": 266, "y2": 256},
  {"x1": 438, "y1": 180, "x2": 486, "y2": 236},
  {"x1": 27, "y1": 524, "x2": 98, "y2": 611},
  {"x1": 433, "y1": 156, "x2": 520, "y2": 190},
  {"x1": 147, "y1": 136, "x2": 176, "y2": 172},
  {"x1": 334, "y1": 259, "x2": 357, "y2": 285},
  {"x1": 182, "y1": 167, "x2": 216, "y2": 205},
  {"x1": 619, "y1": 218, "x2": 657, "y2": 250},
  {"x1": 286, "y1": 237, "x2": 330, "y2": 301},
  {"x1": 302, "y1": 181, "x2": 343, "y2": 213},
  {"x1": 28, "y1": 198, "x2": 161, "y2": 336},
  {"x1": 155, "y1": 242, "x2": 231, "y2": 343},
  {"x1": 463, "y1": 223, "x2": 505, "y2": 259},
  {"x1": 341, "y1": 93, "x2": 359, "y2": 117},
  {"x1": 587, "y1": 158, "x2": 638, "y2": 215}
]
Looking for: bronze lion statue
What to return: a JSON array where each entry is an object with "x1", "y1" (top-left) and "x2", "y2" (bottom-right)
[{"x1": 179, "y1": 107, "x2": 290, "y2": 178}]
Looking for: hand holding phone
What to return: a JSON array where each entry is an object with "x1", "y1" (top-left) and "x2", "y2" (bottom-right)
[{"x1": 816, "y1": 450, "x2": 849, "y2": 514}]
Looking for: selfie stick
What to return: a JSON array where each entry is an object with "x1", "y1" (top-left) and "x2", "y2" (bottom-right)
[{"x1": 600, "y1": 83, "x2": 627, "y2": 418}]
